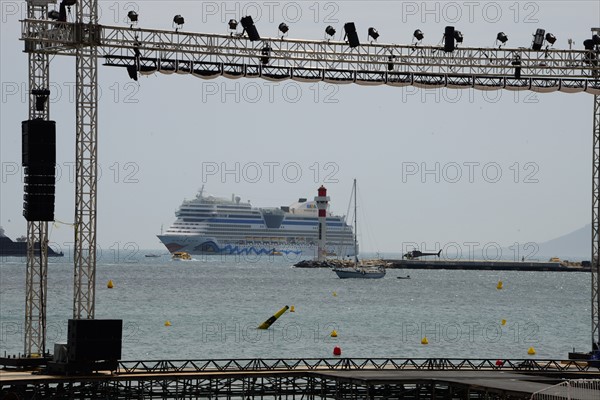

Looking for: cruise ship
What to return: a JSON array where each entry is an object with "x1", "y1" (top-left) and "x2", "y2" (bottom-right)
[{"x1": 157, "y1": 187, "x2": 356, "y2": 259}]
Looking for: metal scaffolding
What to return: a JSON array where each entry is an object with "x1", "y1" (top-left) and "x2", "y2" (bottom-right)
[
  {"x1": 19, "y1": 9, "x2": 600, "y2": 353},
  {"x1": 23, "y1": 0, "x2": 50, "y2": 358},
  {"x1": 72, "y1": 0, "x2": 98, "y2": 320}
]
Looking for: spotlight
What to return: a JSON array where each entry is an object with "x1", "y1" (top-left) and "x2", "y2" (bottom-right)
[
  {"x1": 241, "y1": 16, "x2": 260, "y2": 41},
  {"x1": 444, "y1": 26, "x2": 455, "y2": 52},
  {"x1": 173, "y1": 14, "x2": 184, "y2": 31},
  {"x1": 278, "y1": 22, "x2": 289, "y2": 34},
  {"x1": 127, "y1": 11, "x2": 138, "y2": 23},
  {"x1": 532, "y1": 28, "x2": 545, "y2": 50},
  {"x1": 261, "y1": 45, "x2": 271, "y2": 65},
  {"x1": 344, "y1": 22, "x2": 360, "y2": 48},
  {"x1": 496, "y1": 32, "x2": 508, "y2": 44},
  {"x1": 48, "y1": 10, "x2": 60, "y2": 20},
  {"x1": 594, "y1": 34, "x2": 600, "y2": 45},
  {"x1": 228, "y1": 19, "x2": 238, "y2": 30},
  {"x1": 387, "y1": 54, "x2": 395, "y2": 71},
  {"x1": 545, "y1": 33, "x2": 556, "y2": 45},
  {"x1": 32, "y1": 89, "x2": 50, "y2": 112},
  {"x1": 454, "y1": 30, "x2": 463, "y2": 44},
  {"x1": 325, "y1": 25, "x2": 336, "y2": 38},
  {"x1": 368, "y1": 27, "x2": 379, "y2": 41},
  {"x1": 584, "y1": 39, "x2": 595, "y2": 50},
  {"x1": 413, "y1": 29, "x2": 424, "y2": 41},
  {"x1": 512, "y1": 56, "x2": 522, "y2": 79}
]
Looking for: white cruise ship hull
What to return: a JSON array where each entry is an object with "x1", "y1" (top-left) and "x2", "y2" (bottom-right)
[{"x1": 157, "y1": 234, "x2": 356, "y2": 260}]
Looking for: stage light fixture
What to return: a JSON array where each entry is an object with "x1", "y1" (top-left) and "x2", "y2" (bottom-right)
[
  {"x1": 127, "y1": 11, "x2": 138, "y2": 23},
  {"x1": 325, "y1": 25, "x2": 336, "y2": 37},
  {"x1": 228, "y1": 19, "x2": 238, "y2": 30},
  {"x1": 173, "y1": 15, "x2": 184, "y2": 31},
  {"x1": 496, "y1": 32, "x2": 508, "y2": 44},
  {"x1": 584, "y1": 39, "x2": 595, "y2": 50},
  {"x1": 454, "y1": 30, "x2": 463, "y2": 44},
  {"x1": 594, "y1": 34, "x2": 600, "y2": 45},
  {"x1": 278, "y1": 23, "x2": 289, "y2": 34},
  {"x1": 413, "y1": 29, "x2": 424, "y2": 41},
  {"x1": 48, "y1": 10, "x2": 60, "y2": 20},
  {"x1": 545, "y1": 33, "x2": 556, "y2": 45},
  {"x1": 368, "y1": 27, "x2": 379, "y2": 41},
  {"x1": 261, "y1": 45, "x2": 271, "y2": 65}
]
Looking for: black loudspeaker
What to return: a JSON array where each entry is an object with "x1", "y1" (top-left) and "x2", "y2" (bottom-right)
[
  {"x1": 67, "y1": 319, "x2": 123, "y2": 362},
  {"x1": 444, "y1": 26, "x2": 455, "y2": 52},
  {"x1": 23, "y1": 194, "x2": 55, "y2": 221},
  {"x1": 22, "y1": 119, "x2": 56, "y2": 221},
  {"x1": 532, "y1": 28, "x2": 545, "y2": 51},
  {"x1": 22, "y1": 120, "x2": 56, "y2": 168},
  {"x1": 241, "y1": 16, "x2": 260, "y2": 41},
  {"x1": 344, "y1": 22, "x2": 360, "y2": 48}
]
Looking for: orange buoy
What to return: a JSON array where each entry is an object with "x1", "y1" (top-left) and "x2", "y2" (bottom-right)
[{"x1": 333, "y1": 346, "x2": 341, "y2": 356}]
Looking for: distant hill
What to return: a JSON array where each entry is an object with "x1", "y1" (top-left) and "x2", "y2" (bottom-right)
[{"x1": 534, "y1": 224, "x2": 590, "y2": 259}]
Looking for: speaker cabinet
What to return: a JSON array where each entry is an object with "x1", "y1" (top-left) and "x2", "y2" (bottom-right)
[{"x1": 67, "y1": 319, "x2": 123, "y2": 362}]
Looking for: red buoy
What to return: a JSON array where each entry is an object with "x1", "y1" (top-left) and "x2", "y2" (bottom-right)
[{"x1": 333, "y1": 346, "x2": 342, "y2": 356}]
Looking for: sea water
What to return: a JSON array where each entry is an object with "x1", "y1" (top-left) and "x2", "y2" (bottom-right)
[{"x1": 0, "y1": 253, "x2": 591, "y2": 361}]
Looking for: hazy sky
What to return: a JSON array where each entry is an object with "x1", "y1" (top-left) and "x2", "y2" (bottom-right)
[{"x1": 1, "y1": 1, "x2": 598, "y2": 256}]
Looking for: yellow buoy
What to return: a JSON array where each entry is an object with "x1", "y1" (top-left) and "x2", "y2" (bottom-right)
[
  {"x1": 333, "y1": 291, "x2": 337, "y2": 297},
  {"x1": 496, "y1": 280, "x2": 503, "y2": 290},
  {"x1": 330, "y1": 330, "x2": 338, "y2": 338},
  {"x1": 164, "y1": 320, "x2": 172, "y2": 327},
  {"x1": 290, "y1": 305, "x2": 295, "y2": 313},
  {"x1": 421, "y1": 336, "x2": 429, "y2": 345},
  {"x1": 527, "y1": 347, "x2": 536, "y2": 355},
  {"x1": 501, "y1": 319, "x2": 507, "y2": 326},
  {"x1": 107, "y1": 280, "x2": 114, "y2": 289}
]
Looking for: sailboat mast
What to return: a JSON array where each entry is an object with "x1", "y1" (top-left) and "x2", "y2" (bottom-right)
[{"x1": 353, "y1": 179, "x2": 358, "y2": 261}]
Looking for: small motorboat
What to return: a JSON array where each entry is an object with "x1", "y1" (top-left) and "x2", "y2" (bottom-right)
[
  {"x1": 397, "y1": 275, "x2": 411, "y2": 279},
  {"x1": 172, "y1": 251, "x2": 192, "y2": 261}
]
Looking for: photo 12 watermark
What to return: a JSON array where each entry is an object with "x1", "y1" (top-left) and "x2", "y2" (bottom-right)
[
  {"x1": 2, "y1": 161, "x2": 141, "y2": 184},
  {"x1": 201, "y1": 161, "x2": 340, "y2": 184},
  {"x1": 401, "y1": 161, "x2": 540, "y2": 184},
  {"x1": 400, "y1": 241, "x2": 540, "y2": 261}
]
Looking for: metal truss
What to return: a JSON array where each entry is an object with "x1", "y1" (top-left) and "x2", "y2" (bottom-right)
[
  {"x1": 594, "y1": 94, "x2": 600, "y2": 350},
  {"x1": 0, "y1": 359, "x2": 584, "y2": 400},
  {"x1": 72, "y1": 0, "x2": 98, "y2": 319},
  {"x1": 116, "y1": 358, "x2": 600, "y2": 374},
  {"x1": 23, "y1": 1, "x2": 51, "y2": 358},
  {"x1": 20, "y1": 22, "x2": 600, "y2": 92},
  {"x1": 19, "y1": 16, "x2": 600, "y2": 349}
]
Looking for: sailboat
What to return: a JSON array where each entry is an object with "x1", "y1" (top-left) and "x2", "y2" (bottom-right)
[{"x1": 333, "y1": 179, "x2": 386, "y2": 279}]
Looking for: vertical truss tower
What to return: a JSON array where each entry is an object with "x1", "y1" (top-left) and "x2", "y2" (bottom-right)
[
  {"x1": 23, "y1": 0, "x2": 50, "y2": 357},
  {"x1": 73, "y1": 0, "x2": 99, "y2": 319},
  {"x1": 593, "y1": 92, "x2": 600, "y2": 350}
]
